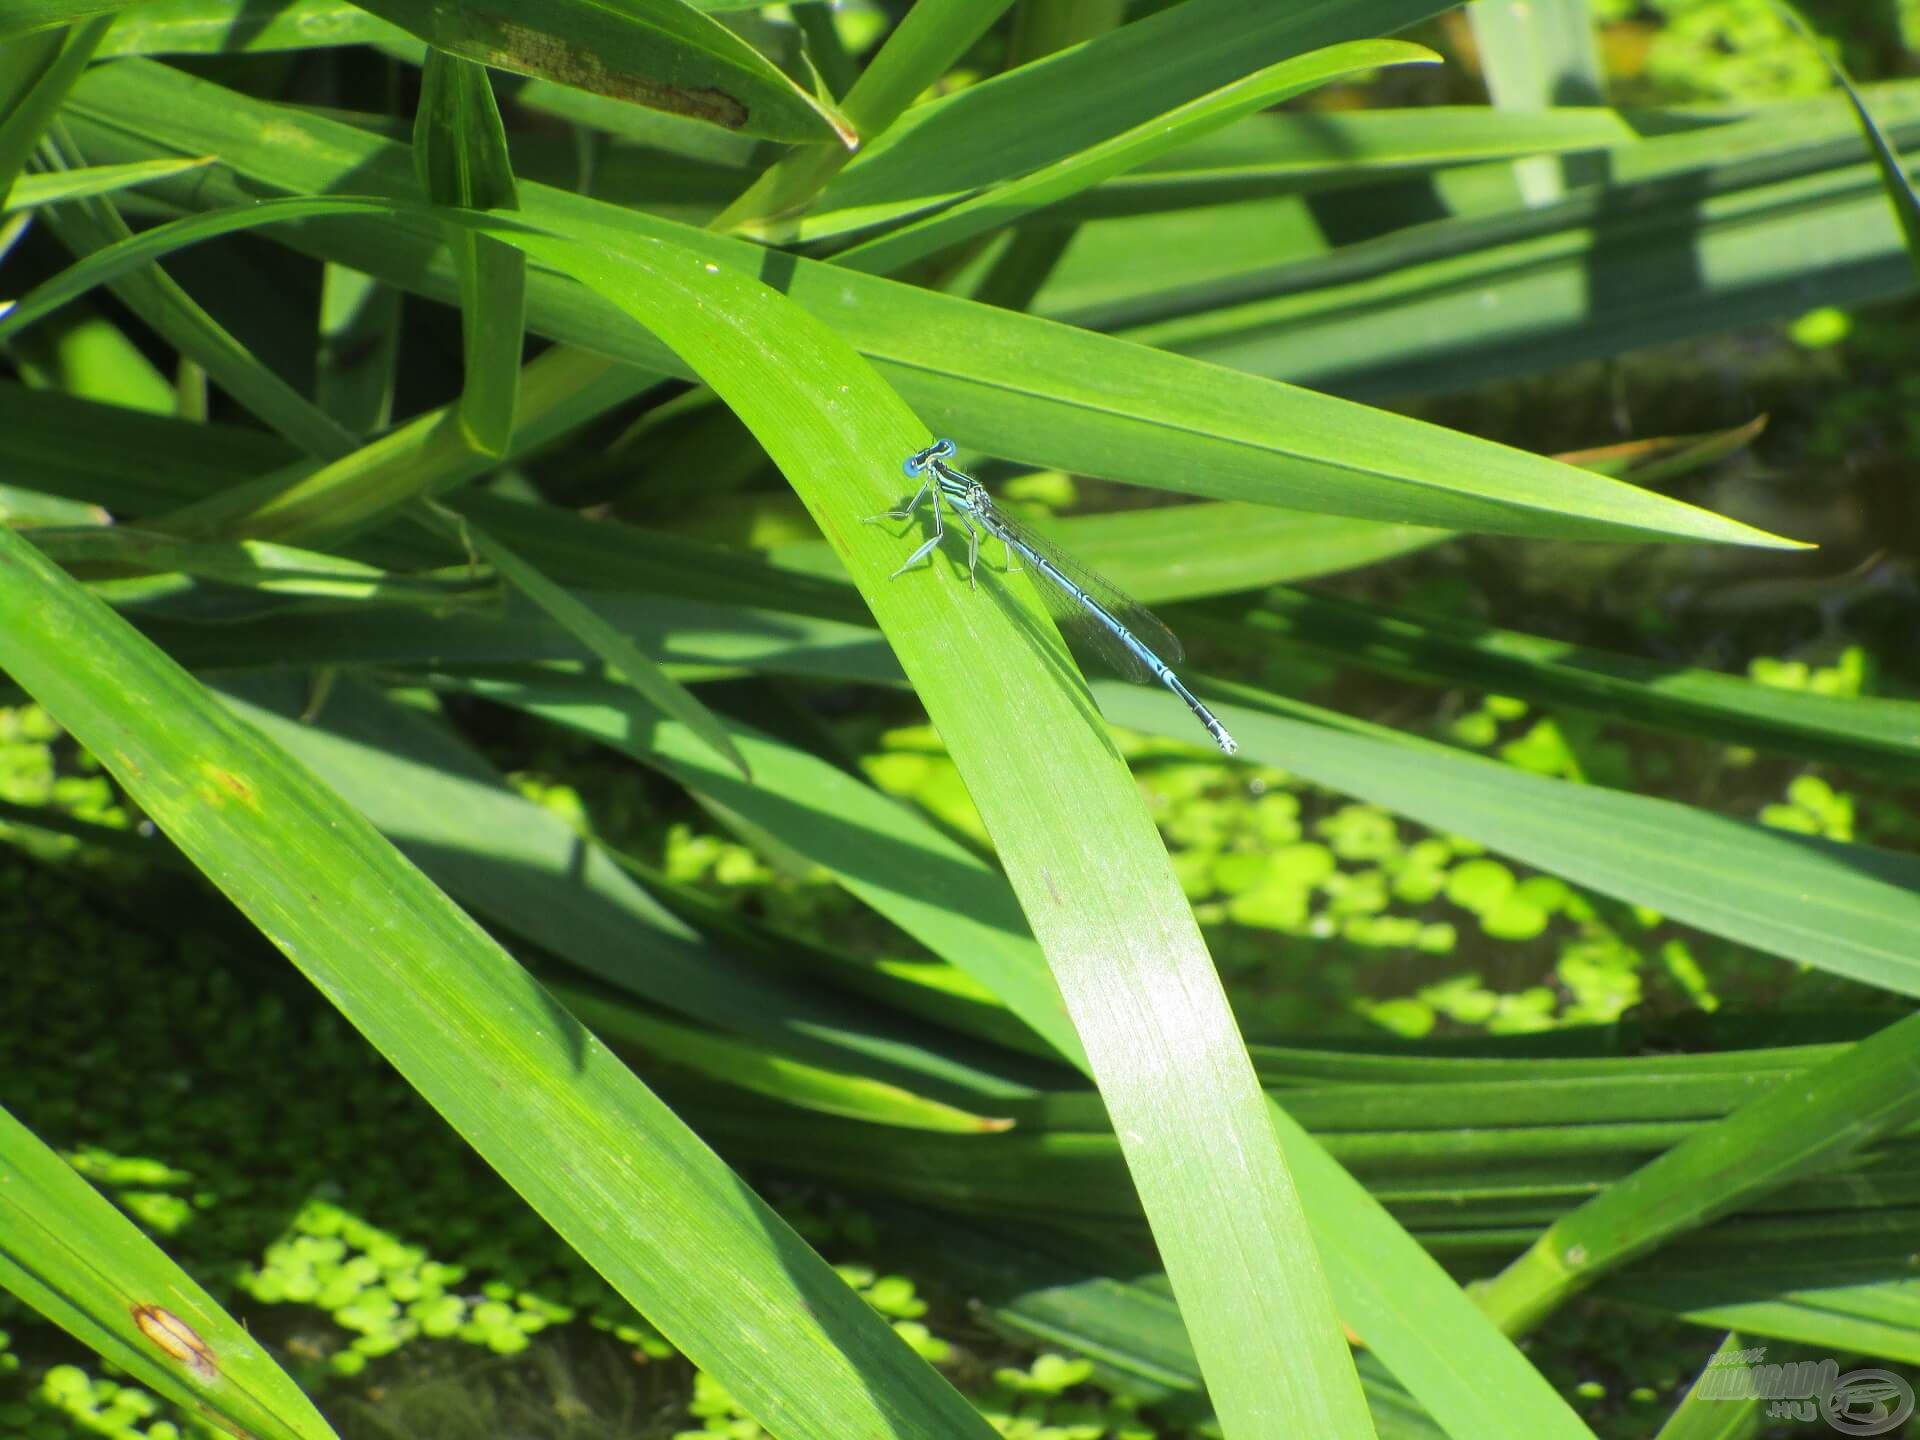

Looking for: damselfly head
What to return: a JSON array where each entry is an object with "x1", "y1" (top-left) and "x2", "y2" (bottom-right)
[{"x1": 904, "y1": 438, "x2": 959, "y2": 476}]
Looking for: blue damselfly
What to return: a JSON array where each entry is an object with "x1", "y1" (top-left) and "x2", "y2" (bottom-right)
[{"x1": 870, "y1": 439, "x2": 1237, "y2": 755}]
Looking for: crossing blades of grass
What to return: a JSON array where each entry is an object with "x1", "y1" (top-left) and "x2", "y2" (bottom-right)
[
  {"x1": 462, "y1": 206, "x2": 1378, "y2": 1440},
  {"x1": 711, "y1": 0, "x2": 1017, "y2": 232},
  {"x1": 159, "y1": 345, "x2": 654, "y2": 543},
  {"x1": 214, "y1": 673, "x2": 1018, "y2": 1106},
  {"x1": 13, "y1": 84, "x2": 1806, "y2": 546},
  {"x1": 0, "y1": 14, "x2": 111, "y2": 199},
  {"x1": 0, "y1": 499, "x2": 1001, "y2": 1440},
  {"x1": 417, "y1": 503, "x2": 748, "y2": 778},
  {"x1": 0, "y1": 1102, "x2": 341, "y2": 1440},
  {"x1": 2, "y1": 189, "x2": 1376, "y2": 1433},
  {"x1": 431, "y1": 668, "x2": 1596, "y2": 1440},
  {"x1": 834, "y1": 40, "x2": 1439, "y2": 275},
  {"x1": 809, "y1": 0, "x2": 1454, "y2": 226},
  {"x1": 1466, "y1": 0, "x2": 1606, "y2": 205},
  {"x1": 32, "y1": 142, "x2": 358, "y2": 459},
  {"x1": 1475, "y1": 1009, "x2": 1920, "y2": 1334}
]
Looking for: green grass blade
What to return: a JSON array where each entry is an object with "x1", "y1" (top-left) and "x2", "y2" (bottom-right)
[
  {"x1": 1466, "y1": 0, "x2": 1606, "y2": 204},
  {"x1": 0, "y1": 1, "x2": 132, "y2": 39},
  {"x1": 353, "y1": 0, "x2": 854, "y2": 145},
  {"x1": 0, "y1": 1102, "x2": 341, "y2": 1440},
  {"x1": 1655, "y1": 1336, "x2": 1764, "y2": 1440},
  {"x1": 421, "y1": 503, "x2": 749, "y2": 779},
  {"x1": 0, "y1": 379, "x2": 295, "y2": 512},
  {"x1": 835, "y1": 40, "x2": 1439, "y2": 274},
  {"x1": 1233, "y1": 587, "x2": 1920, "y2": 775},
  {"x1": 314, "y1": 263, "x2": 400, "y2": 434},
  {"x1": 1477, "y1": 1010, "x2": 1920, "y2": 1333},
  {"x1": 547, "y1": 974, "x2": 1015, "y2": 1133},
  {"x1": 792, "y1": 0, "x2": 856, "y2": 97},
  {"x1": 132, "y1": 584, "x2": 885, "y2": 676},
  {"x1": 1096, "y1": 684, "x2": 1920, "y2": 999},
  {"x1": 1629, "y1": 1285, "x2": 1920, "y2": 1368},
  {"x1": 1780, "y1": 1, "x2": 1920, "y2": 278},
  {"x1": 29, "y1": 524, "x2": 490, "y2": 611},
  {"x1": 770, "y1": 425, "x2": 1753, "y2": 602},
  {"x1": 1052, "y1": 105, "x2": 1640, "y2": 224},
  {"x1": 436, "y1": 665, "x2": 1073, "y2": 1056},
  {"x1": 97, "y1": 0, "x2": 411, "y2": 56},
  {"x1": 896, "y1": 1219, "x2": 1452, "y2": 1440},
  {"x1": 0, "y1": 517, "x2": 1000, "y2": 1440},
  {"x1": 0, "y1": 15, "x2": 111, "y2": 200},
  {"x1": 413, "y1": 50, "x2": 524, "y2": 456},
  {"x1": 776, "y1": 502, "x2": 1451, "y2": 603},
  {"x1": 36, "y1": 188, "x2": 1404, "y2": 1432},
  {"x1": 4, "y1": 154, "x2": 210, "y2": 210}
]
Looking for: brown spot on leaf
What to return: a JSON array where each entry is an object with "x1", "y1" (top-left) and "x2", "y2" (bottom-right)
[
  {"x1": 197, "y1": 764, "x2": 256, "y2": 808},
  {"x1": 195, "y1": 1403, "x2": 256, "y2": 1440},
  {"x1": 477, "y1": 20, "x2": 748, "y2": 129},
  {"x1": 132, "y1": 1304, "x2": 218, "y2": 1383}
]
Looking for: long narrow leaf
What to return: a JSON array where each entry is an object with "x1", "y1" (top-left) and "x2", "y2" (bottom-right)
[
  {"x1": 4, "y1": 155, "x2": 210, "y2": 210},
  {"x1": 1095, "y1": 684, "x2": 1920, "y2": 999},
  {"x1": 96, "y1": 0, "x2": 410, "y2": 57},
  {"x1": 413, "y1": 51, "x2": 523, "y2": 456},
  {"x1": 0, "y1": 1102, "x2": 340, "y2": 1440},
  {"x1": 1780, "y1": 1, "x2": 1920, "y2": 277},
  {"x1": 1231, "y1": 587, "x2": 1920, "y2": 775}
]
